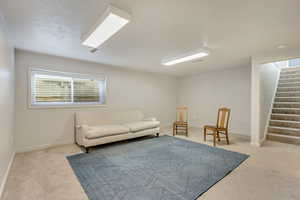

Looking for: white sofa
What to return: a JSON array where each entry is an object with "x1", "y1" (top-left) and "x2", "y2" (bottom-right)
[{"x1": 75, "y1": 110, "x2": 160, "y2": 153}]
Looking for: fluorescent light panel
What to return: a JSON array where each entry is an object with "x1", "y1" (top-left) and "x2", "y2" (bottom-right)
[
  {"x1": 82, "y1": 5, "x2": 130, "y2": 48},
  {"x1": 162, "y1": 50, "x2": 209, "y2": 66}
]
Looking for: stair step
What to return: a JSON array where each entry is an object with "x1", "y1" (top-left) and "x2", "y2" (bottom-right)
[
  {"x1": 267, "y1": 67, "x2": 300, "y2": 145},
  {"x1": 278, "y1": 82, "x2": 300, "y2": 87},
  {"x1": 276, "y1": 92, "x2": 300, "y2": 97},
  {"x1": 272, "y1": 108, "x2": 300, "y2": 115},
  {"x1": 268, "y1": 126, "x2": 300, "y2": 137},
  {"x1": 280, "y1": 74, "x2": 300, "y2": 79},
  {"x1": 279, "y1": 78, "x2": 300, "y2": 83},
  {"x1": 267, "y1": 133, "x2": 300, "y2": 145},
  {"x1": 281, "y1": 66, "x2": 300, "y2": 72},
  {"x1": 271, "y1": 113, "x2": 300, "y2": 121},
  {"x1": 277, "y1": 87, "x2": 300, "y2": 92},
  {"x1": 275, "y1": 97, "x2": 300, "y2": 102},
  {"x1": 269, "y1": 120, "x2": 300, "y2": 129},
  {"x1": 281, "y1": 70, "x2": 300, "y2": 76},
  {"x1": 273, "y1": 103, "x2": 300, "y2": 108}
]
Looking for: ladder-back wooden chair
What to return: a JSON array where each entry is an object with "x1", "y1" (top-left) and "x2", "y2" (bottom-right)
[
  {"x1": 173, "y1": 106, "x2": 188, "y2": 137},
  {"x1": 203, "y1": 107, "x2": 231, "y2": 146}
]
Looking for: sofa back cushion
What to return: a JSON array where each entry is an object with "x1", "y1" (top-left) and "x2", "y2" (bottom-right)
[{"x1": 75, "y1": 110, "x2": 145, "y2": 126}]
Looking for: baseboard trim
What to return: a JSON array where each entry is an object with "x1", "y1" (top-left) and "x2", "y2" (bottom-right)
[
  {"x1": 0, "y1": 152, "x2": 15, "y2": 199},
  {"x1": 251, "y1": 141, "x2": 262, "y2": 147},
  {"x1": 188, "y1": 126, "x2": 251, "y2": 139},
  {"x1": 250, "y1": 137, "x2": 266, "y2": 147},
  {"x1": 16, "y1": 140, "x2": 73, "y2": 153},
  {"x1": 259, "y1": 137, "x2": 266, "y2": 146}
]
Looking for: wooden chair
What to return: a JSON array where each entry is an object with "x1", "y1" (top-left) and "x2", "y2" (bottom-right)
[
  {"x1": 173, "y1": 106, "x2": 188, "y2": 137},
  {"x1": 203, "y1": 107, "x2": 231, "y2": 146}
]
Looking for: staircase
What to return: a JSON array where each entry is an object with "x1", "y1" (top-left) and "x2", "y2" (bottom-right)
[{"x1": 267, "y1": 67, "x2": 300, "y2": 145}]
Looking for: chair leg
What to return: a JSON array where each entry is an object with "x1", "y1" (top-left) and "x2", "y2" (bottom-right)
[
  {"x1": 173, "y1": 124, "x2": 175, "y2": 136},
  {"x1": 186, "y1": 125, "x2": 188, "y2": 137},
  {"x1": 217, "y1": 131, "x2": 221, "y2": 141},
  {"x1": 213, "y1": 130, "x2": 216, "y2": 147},
  {"x1": 225, "y1": 130, "x2": 229, "y2": 145},
  {"x1": 204, "y1": 127, "x2": 206, "y2": 141}
]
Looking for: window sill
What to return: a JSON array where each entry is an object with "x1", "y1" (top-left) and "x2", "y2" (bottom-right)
[{"x1": 28, "y1": 103, "x2": 108, "y2": 110}]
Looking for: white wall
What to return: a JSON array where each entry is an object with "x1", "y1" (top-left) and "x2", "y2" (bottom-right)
[
  {"x1": 15, "y1": 50, "x2": 177, "y2": 152},
  {"x1": 0, "y1": 15, "x2": 15, "y2": 196},
  {"x1": 177, "y1": 66, "x2": 251, "y2": 136},
  {"x1": 259, "y1": 63, "x2": 280, "y2": 140}
]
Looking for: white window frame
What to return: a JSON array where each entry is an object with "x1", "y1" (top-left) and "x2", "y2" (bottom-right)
[{"x1": 28, "y1": 68, "x2": 107, "y2": 109}]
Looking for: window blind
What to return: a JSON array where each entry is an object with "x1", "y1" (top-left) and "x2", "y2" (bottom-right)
[
  {"x1": 73, "y1": 78, "x2": 100, "y2": 103},
  {"x1": 30, "y1": 69, "x2": 106, "y2": 106}
]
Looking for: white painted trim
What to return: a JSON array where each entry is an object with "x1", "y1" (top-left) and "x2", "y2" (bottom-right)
[
  {"x1": 251, "y1": 141, "x2": 262, "y2": 147},
  {"x1": 0, "y1": 152, "x2": 15, "y2": 199},
  {"x1": 187, "y1": 126, "x2": 251, "y2": 139},
  {"x1": 186, "y1": 121, "x2": 252, "y2": 137},
  {"x1": 251, "y1": 59, "x2": 261, "y2": 146},
  {"x1": 261, "y1": 63, "x2": 281, "y2": 145},
  {"x1": 16, "y1": 140, "x2": 73, "y2": 153}
]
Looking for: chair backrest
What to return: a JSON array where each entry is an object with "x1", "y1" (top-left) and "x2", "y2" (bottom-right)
[
  {"x1": 176, "y1": 106, "x2": 188, "y2": 122},
  {"x1": 216, "y1": 107, "x2": 231, "y2": 129}
]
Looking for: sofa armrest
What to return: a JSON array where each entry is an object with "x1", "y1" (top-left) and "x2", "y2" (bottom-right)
[
  {"x1": 75, "y1": 124, "x2": 89, "y2": 146},
  {"x1": 143, "y1": 117, "x2": 157, "y2": 122},
  {"x1": 76, "y1": 124, "x2": 89, "y2": 129}
]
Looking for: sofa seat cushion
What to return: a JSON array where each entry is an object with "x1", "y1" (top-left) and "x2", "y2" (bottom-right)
[
  {"x1": 85, "y1": 125, "x2": 130, "y2": 139},
  {"x1": 123, "y1": 121, "x2": 160, "y2": 132}
]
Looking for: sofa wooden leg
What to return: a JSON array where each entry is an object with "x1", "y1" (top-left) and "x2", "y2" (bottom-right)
[
  {"x1": 85, "y1": 147, "x2": 90, "y2": 153},
  {"x1": 156, "y1": 133, "x2": 159, "y2": 137}
]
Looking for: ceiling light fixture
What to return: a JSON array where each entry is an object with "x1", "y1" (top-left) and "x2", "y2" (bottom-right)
[
  {"x1": 162, "y1": 49, "x2": 210, "y2": 66},
  {"x1": 277, "y1": 44, "x2": 288, "y2": 49},
  {"x1": 82, "y1": 5, "x2": 131, "y2": 49}
]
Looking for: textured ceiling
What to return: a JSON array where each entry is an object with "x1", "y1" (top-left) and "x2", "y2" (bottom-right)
[{"x1": 1, "y1": 0, "x2": 300, "y2": 76}]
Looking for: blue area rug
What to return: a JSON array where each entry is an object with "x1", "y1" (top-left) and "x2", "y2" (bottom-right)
[{"x1": 67, "y1": 136, "x2": 248, "y2": 200}]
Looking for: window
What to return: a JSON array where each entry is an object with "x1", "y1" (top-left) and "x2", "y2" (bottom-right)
[
  {"x1": 289, "y1": 58, "x2": 300, "y2": 67},
  {"x1": 30, "y1": 69, "x2": 106, "y2": 107}
]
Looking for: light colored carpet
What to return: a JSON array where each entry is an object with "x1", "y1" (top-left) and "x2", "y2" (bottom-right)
[{"x1": 1, "y1": 128, "x2": 300, "y2": 200}]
